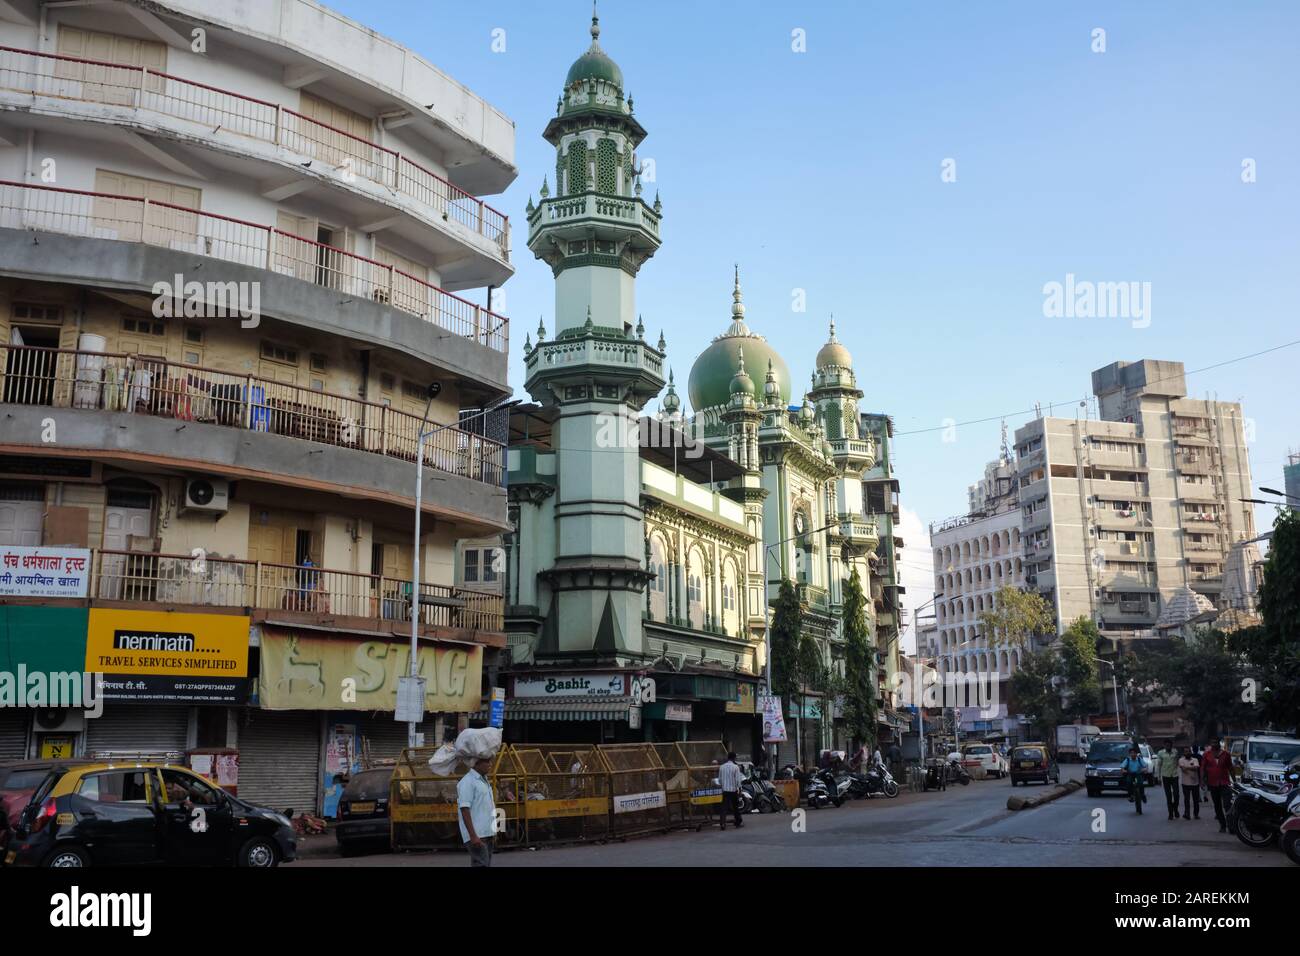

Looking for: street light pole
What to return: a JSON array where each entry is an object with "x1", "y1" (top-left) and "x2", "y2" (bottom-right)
[
  {"x1": 1091, "y1": 657, "x2": 1122, "y2": 734},
  {"x1": 407, "y1": 392, "x2": 519, "y2": 749}
]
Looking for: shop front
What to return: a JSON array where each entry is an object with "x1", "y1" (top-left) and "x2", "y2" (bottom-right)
[
  {"x1": 503, "y1": 670, "x2": 638, "y2": 744},
  {"x1": 256, "y1": 626, "x2": 485, "y2": 815},
  {"x1": 1, "y1": 605, "x2": 89, "y2": 759}
]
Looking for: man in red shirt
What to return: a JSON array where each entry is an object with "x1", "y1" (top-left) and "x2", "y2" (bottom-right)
[{"x1": 1201, "y1": 740, "x2": 1234, "y2": 833}]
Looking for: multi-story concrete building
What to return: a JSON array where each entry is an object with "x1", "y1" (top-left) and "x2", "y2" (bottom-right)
[
  {"x1": 1285, "y1": 451, "x2": 1300, "y2": 509},
  {"x1": 1014, "y1": 359, "x2": 1256, "y2": 633},
  {"x1": 929, "y1": 446, "x2": 1027, "y2": 737},
  {"x1": 0, "y1": 0, "x2": 513, "y2": 816},
  {"x1": 861, "y1": 412, "x2": 909, "y2": 728}
]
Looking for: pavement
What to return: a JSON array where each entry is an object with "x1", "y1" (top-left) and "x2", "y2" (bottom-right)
[{"x1": 296, "y1": 765, "x2": 1292, "y2": 867}]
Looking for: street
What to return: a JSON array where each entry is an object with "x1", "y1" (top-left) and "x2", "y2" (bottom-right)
[{"x1": 301, "y1": 766, "x2": 1291, "y2": 867}]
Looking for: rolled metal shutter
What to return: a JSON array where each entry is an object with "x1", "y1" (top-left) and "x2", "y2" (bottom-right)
[
  {"x1": 237, "y1": 709, "x2": 321, "y2": 815},
  {"x1": 84, "y1": 705, "x2": 190, "y2": 757},
  {"x1": 0, "y1": 710, "x2": 30, "y2": 760},
  {"x1": 354, "y1": 714, "x2": 431, "y2": 764}
]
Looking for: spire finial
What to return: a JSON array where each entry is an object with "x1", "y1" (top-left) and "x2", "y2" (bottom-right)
[
  {"x1": 731, "y1": 265, "x2": 746, "y2": 323},
  {"x1": 536, "y1": 315, "x2": 546, "y2": 341},
  {"x1": 828, "y1": 313, "x2": 837, "y2": 342},
  {"x1": 590, "y1": 2, "x2": 601, "y2": 44}
]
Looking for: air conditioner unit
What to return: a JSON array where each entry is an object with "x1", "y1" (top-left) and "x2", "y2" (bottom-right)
[
  {"x1": 33, "y1": 708, "x2": 85, "y2": 734},
  {"x1": 183, "y1": 477, "x2": 229, "y2": 514}
]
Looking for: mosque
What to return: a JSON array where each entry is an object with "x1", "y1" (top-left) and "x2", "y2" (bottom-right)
[{"x1": 497, "y1": 12, "x2": 905, "y2": 760}]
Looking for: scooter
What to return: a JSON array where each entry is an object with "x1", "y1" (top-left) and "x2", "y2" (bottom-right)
[
  {"x1": 946, "y1": 756, "x2": 972, "y2": 786},
  {"x1": 849, "y1": 763, "x2": 901, "y2": 799},
  {"x1": 817, "y1": 768, "x2": 852, "y2": 807},
  {"x1": 1227, "y1": 766, "x2": 1300, "y2": 849},
  {"x1": 1281, "y1": 804, "x2": 1300, "y2": 865}
]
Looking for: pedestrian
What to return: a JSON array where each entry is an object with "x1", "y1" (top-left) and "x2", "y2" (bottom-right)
[
  {"x1": 1178, "y1": 746, "x2": 1201, "y2": 820},
  {"x1": 457, "y1": 755, "x2": 497, "y2": 867},
  {"x1": 1156, "y1": 739, "x2": 1181, "y2": 820},
  {"x1": 1202, "y1": 739, "x2": 1234, "y2": 833},
  {"x1": 718, "y1": 751, "x2": 744, "y2": 830},
  {"x1": 1122, "y1": 746, "x2": 1147, "y2": 814}
]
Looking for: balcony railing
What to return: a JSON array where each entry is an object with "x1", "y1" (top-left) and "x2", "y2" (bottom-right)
[
  {"x1": 93, "y1": 548, "x2": 503, "y2": 631},
  {"x1": 0, "y1": 46, "x2": 509, "y2": 253},
  {"x1": 0, "y1": 345, "x2": 505, "y2": 487},
  {"x1": 0, "y1": 180, "x2": 508, "y2": 353}
]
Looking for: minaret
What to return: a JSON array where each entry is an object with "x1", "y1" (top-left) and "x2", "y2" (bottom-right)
[{"x1": 522, "y1": 12, "x2": 666, "y2": 658}]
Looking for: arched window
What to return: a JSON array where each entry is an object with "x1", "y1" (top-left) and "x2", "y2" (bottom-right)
[{"x1": 648, "y1": 534, "x2": 668, "y2": 621}]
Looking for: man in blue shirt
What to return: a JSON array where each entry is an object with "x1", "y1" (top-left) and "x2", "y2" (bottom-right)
[
  {"x1": 457, "y1": 755, "x2": 497, "y2": 866},
  {"x1": 1122, "y1": 746, "x2": 1147, "y2": 815}
]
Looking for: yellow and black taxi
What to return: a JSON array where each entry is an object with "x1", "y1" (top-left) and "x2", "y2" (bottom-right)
[
  {"x1": 1009, "y1": 742, "x2": 1061, "y2": 787},
  {"x1": 2, "y1": 758, "x2": 297, "y2": 868}
]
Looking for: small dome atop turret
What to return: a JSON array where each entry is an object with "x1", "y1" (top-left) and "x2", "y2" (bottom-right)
[
  {"x1": 565, "y1": 10, "x2": 623, "y2": 91},
  {"x1": 729, "y1": 349, "x2": 754, "y2": 397},
  {"x1": 815, "y1": 316, "x2": 852, "y2": 369},
  {"x1": 662, "y1": 369, "x2": 681, "y2": 416}
]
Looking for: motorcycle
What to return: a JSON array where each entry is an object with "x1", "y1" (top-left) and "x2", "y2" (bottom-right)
[
  {"x1": 947, "y1": 756, "x2": 972, "y2": 786},
  {"x1": 848, "y1": 763, "x2": 901, "y2": 799},
  {"x1": 738, "y1": 766, "x2": 783, "y2": 814},
  {"x1": 780, "y1": 765, "x2": 832, "y2": 809},
  {"x1": 1226, "y1": 766, "x2": 1300, "y2": 849}
]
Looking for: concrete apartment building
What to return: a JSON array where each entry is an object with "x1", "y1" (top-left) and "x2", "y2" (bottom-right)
[
  {"x1": 0, "y1": 0, "x2": 513, "y2": 817},
  {"x1": 930, "y1": 450, "x2": 1026, "y2": 737},
  {"x1": 1013, "y1": 359, "x2": 1255, "y2": 634}
]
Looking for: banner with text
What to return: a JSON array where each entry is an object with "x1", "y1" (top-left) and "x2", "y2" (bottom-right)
[
  {"x1": 86, "y1": 609, "x2": 250, "y2": 703},
  {"x1": 259, "y1": 630, "x2": 483, "y2": 713}
]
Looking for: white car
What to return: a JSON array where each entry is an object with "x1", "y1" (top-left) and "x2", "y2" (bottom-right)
[{"x1": 960, "y1": 744, "x2": 1008, "y2": 779}]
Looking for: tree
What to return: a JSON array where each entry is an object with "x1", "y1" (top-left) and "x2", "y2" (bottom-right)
[
  {"x1": 1009, "y1": 647, "x2": 1063, "y2": 741},
  {"x1": 1228, "y1": 507, "x2": 1300, "y2": 730},
  {"x1": 979, "y1": 586, "x2": 1055, "y2": 650},
  {"x1": 1057, "y1": 616, "x2": 1103, "y2": 721},
  {"x1": 841, "y1": 568, "x2": 878, "y2": 750},
  {"x1": 769, "y1": 577, "x2": 802, "y2": 711},
  {"x1": 1135, "y1": 629, "x2": 1254, "y2": 742}
]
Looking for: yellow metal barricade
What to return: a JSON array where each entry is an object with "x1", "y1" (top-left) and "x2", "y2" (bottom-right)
[
  {"x1": 389, "y1": 747, "x2": 524, "y2": 851},
  {"x1": 508, "y1": 744, "x2": 611, "y2": 845},
  {"x1": 673, "y1": 740, "x2": 730, "y2": 828},
  {"x1": 599, "y1": 743, "x2": 672, "y2": 837}
]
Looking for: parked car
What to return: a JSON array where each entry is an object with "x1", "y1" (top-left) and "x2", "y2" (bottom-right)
[
  {"x1": 335, "y1": 768, "x2": 393, "y2": 856},
  {"x1": 961, "y1": 743, "x2": 1009, "y2": 779},
  {"x1": 0, "y1": 760, "x2": 93, "y2": 848},
  {"x1": 3, "y1": 759, "x2": 297, "y2": 868},
  {"x1": 1239, "y1": 733, "x2": 1300, "y2": 789},
  {"x1": 1009, "y1": 743, "x2": 1059, "y2": 786},
  {"x1": 1137, "y1": 743, "x2": 1158, "y2": 787}
]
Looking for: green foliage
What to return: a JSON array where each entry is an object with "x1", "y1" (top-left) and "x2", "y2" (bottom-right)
[
  {"x1": 1009, "y1": 648, "x2": 1063, "y2": 740},
  {"x1": 1228, "y1": 507, "x2": 1300, "y2": 730},
  {"x1": 1132, "y1": 629, "x2": 1254, "y2": 741},
  {"x1": 979, "y1": 586, "x2": 1055, "y2": 649},
  {"x1": 841, "y1": 569, "x2": 878, "y2": 748},
  {"x1": 769, "y1": 578, "x2": 803, "y2": 708},
  {"x1": 1057, "y1": 617, "x2": 1103, "y2": 720}
]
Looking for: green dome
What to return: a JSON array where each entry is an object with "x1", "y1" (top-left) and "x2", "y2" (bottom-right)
[
  {"x1": 565, "y1": 14, "x2": 623, "y2": 90},
  {"x1": 687, "y1": 270, "x2": 791, "y2": 411}
]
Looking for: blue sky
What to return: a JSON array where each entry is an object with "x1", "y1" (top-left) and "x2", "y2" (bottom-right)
[{"x1": 331, "y1": 0, "x2": 1300, "y2": 637}]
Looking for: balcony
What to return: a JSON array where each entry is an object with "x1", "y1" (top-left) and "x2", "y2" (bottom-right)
[
  {"x1": 89, "y1": 548, "x2": 503, "y2": 632},
  {"x1": 0, "y1": 46, "x2": 509, "y2": 258},
  {"x1": 0, "y1": 181, "x2": 508, "y2": 354},
  {"x1": 527, "y1": 191, "x2": 660, "y2": 244},
  {"x1": 837, "y1": 516, "x2": 879, "y2": 548},
  {"x1": 0, "y1": 344, "x2": 504, "y2": 487}
]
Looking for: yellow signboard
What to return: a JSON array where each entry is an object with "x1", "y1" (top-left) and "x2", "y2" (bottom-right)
[
  {"x1": 523, "y1": 797, "x2": 608, "y2": 820},
  {"x1": 40, "y1": 736, "x2": 75, "y2": 759},
  {"x1": 259, "y1": 630, "x2": 483, "y2": 713},
  {"x1": 86, "y1": 609, "x2": 250, "y2": 703},
  {"x1": 389, "y1": 803, "x2": 458, "y2": 824}
]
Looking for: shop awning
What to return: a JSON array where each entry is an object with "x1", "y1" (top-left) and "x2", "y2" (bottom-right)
[{"x1": 505, "y1": 696, "x2": 637, "y2": 722}]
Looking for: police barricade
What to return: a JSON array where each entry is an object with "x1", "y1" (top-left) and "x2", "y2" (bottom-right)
[
  {"x1": 653, "y1": 741, "x2": 727, "y2": 828},
  {"x1": 508, "y1": 744, "x2": 611, "y2": 845},
  {"x1": 389, "y1": 747, "x2": 525, "y2": 851},
  {"x1": 599, "y1": 743, "x2": 672, "y2": 837}
]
